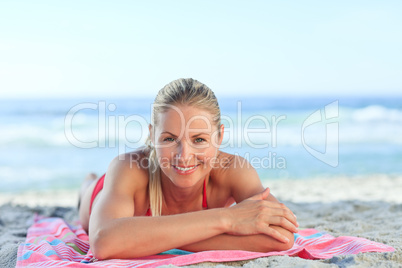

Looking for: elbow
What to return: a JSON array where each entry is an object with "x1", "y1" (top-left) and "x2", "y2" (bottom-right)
[
  {"x1": 270, "y1": 226, "x2": 295, "y2": 252},
  {"x1": 286, "y1": 233, "x2": 295, "y2": 250},
  {"x1": 276, "y1": 231, "x2": 294, "y2": 251},
  {"x1": 254, "y1": 226, "x2": 294, "y2": 253},
  {"x1": 90, "y1": 228, "x2": 113, "y2": 260},
  {"x1": 90, "y1": 227, "x2": 145, "y2": 260}
]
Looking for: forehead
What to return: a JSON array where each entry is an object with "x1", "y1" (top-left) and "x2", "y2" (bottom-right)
[{"x1": 157, "y1": 105, "x2": 215, "y2": 132}]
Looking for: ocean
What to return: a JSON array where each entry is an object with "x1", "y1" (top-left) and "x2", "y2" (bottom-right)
[{"x1": 1, "y1": 96, "x2": 401, "y2": 193}]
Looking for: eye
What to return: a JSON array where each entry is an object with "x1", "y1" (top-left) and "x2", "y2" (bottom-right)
[
  {"x1": 163, "y1": 137, "x2": 175, "y2": 142},
  {"x1": 194, "y1": 138, "x2": 206, "y2": 143}
]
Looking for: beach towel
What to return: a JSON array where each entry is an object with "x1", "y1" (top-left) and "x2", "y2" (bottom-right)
[{"x1": 16, "y1": 216, "x2": 394, "y2": 267}]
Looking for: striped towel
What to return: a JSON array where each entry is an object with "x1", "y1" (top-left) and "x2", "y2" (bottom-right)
[{"x1": 17, "y1": 216, "x2": 394, "y2": 267}]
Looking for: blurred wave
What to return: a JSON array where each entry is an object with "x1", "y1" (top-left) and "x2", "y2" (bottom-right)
[{"x1": 1, "y1": 97, "x2": 401, "y2": 192}]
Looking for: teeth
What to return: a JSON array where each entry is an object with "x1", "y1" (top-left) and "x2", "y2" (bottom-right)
[{"x1": 174, "y1": 166, "x2": 196, "y2": 171}]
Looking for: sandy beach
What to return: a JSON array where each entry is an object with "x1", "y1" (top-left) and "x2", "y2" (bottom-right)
[{"x1": 1, "y1": 174, "x2": 401, "y2": 267}]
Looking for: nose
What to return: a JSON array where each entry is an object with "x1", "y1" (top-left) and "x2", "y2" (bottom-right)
[{"x1": 176, "y1": 140, "x2": 193, "y2": 163}]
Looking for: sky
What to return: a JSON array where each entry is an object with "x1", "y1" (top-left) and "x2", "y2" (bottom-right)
[{"x1": 0, "y1": 0, "x2": 401, "y2": 99}]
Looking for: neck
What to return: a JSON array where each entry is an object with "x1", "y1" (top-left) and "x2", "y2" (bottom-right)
[{"x1": 160, "y1": 172, "x2": 208, "y2": 214}]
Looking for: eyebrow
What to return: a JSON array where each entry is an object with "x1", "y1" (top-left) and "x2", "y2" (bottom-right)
[
  {"x1": 161, "y1": 131, "x2": 178, "y2": 137},
  {"x1": 161, "y1": 131, "x2": 210, "y2": 138}
]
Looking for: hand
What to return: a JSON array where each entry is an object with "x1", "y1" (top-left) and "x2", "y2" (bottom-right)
[{"x1": 224, "y1": 188, "x2": 299, "y2": 243}]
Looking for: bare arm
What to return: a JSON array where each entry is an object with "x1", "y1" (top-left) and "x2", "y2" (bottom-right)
[
  {"x1": 89, "y1": 156, "x2": 298, "y2": 259},
  {"x1": 179, "y1": 188, "x2": 297, "y2": 253},
  {"x1": 91, "y1": 189, "x2": 296, "y2": 259},
  {"x1": 179, "y1": 156, "x2": 298, "y2": 253},
  {"x1": 91, "y1": 208, "x2": 228, "y2": 259},
  {"x1": 180, "y1": 231, "x2": 293, "y2": 253},
  {"x1": 88, "y1": 157, "x2": 228, "y2": 259}
]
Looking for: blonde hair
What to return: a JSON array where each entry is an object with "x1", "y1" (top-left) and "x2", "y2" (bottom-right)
[{"x1": 145, "y1": 78, "x2": 221, "y2": 216}]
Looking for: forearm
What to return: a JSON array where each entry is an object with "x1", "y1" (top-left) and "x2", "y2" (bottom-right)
[
  {"x1": 180, "y1": 225, "x2": 294, "y2": 253},
  {"x1": 90, "y1": 208, "x2": 228, "y2": 259}
]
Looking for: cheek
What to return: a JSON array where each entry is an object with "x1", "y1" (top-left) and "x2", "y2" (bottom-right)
[
  {"x1": 197, "y1": 147, "x2": 218, "y2": 165},
  {"x1": 156, "y1": 148, "x2": 173, "y2": 166}
]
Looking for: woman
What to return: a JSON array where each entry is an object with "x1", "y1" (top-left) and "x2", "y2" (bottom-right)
[{"x1": 78, "y1": 78, "x2": 299, "y2": 260}]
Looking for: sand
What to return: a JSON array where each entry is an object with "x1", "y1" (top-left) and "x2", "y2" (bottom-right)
[{"x1": 1, "y1": 175, "x2": 401, "y2": 267}]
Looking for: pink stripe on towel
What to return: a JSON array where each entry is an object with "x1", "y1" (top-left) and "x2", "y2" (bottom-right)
[{"x1": 17, "y1": 216, "x2": 394, "y2": 267}]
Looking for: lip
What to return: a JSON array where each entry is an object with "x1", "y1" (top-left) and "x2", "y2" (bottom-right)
[{"x1": 172, "y1": 164, "x2": 199, "y2": 175}]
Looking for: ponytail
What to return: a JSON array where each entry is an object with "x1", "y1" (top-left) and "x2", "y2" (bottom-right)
[{"x1": 145, "y1": 136, "x2": 163, "y2": 216}]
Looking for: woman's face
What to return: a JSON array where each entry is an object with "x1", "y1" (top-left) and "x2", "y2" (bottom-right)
[{"x1": 151, "y1": 104, "x2": 223, "y2": 188}]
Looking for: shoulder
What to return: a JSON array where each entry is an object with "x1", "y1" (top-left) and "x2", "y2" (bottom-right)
[
  {"x1": 212, "y1": 151, "x2": 263, "y2": 202},
  {"x1": 213, "y1": 151, "x2": 258, "y2": 180},
  {"x1": 89, "y1": 148, "x2": 151, "y2": 225},
  {"x1": 103, "y1": 147, "x2": 149, "y2": 193}
]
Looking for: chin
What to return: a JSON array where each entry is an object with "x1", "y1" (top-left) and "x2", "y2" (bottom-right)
[{"x1": 166, "y1": 172, "x2": 203, "y2": 188}]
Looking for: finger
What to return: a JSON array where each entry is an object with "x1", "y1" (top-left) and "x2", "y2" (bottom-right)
[
  {"x1": 248, "y1": 188, "x2": 270, "y2": 201},
  {"x1": 262, "y1": 226, "x2": 290, "y2": 244},
  {"x1": 267, "y1": 216, "x2": 299, "y2": 233},
  {"x1": 277, "y1": 205, "x2": 298, "y2": 227},
  {"x1": 260, "y1": 207, "x2": 298, "y2": 229},
  {"x1": 280, "y1": 204, "x2": 298, "y2": 227},
  {"x1": 265, "y1": 203, "x2": 298, "y2": 227},
  {"x1": 261, "y1": 187, "x2": 271, "y2": 200}
]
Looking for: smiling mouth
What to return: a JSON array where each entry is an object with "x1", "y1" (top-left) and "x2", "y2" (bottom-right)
[{"x1": 172, "y1": 165, "x2": 199, "y2": 172}]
